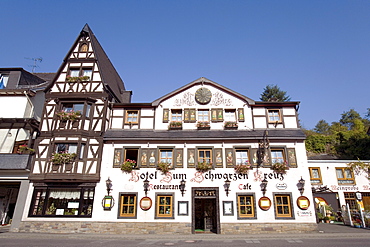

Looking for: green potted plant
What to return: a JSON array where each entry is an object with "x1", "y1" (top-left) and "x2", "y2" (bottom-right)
[
  {"x1": 196, "y1": 121, "x2": 210, "y2": 129},
  {"x1": 18, "y1": 145, "x2": 35, "y2": 155},
  {"x1": 224, "y1": 121, "x2": 238, "y2": 129},
  {"x1": 57, "y1": 111, "x2": 70, "y2": 121},
  {"x1": 234, "y1": 163, "x2": 251, "y2": 174},
  {"x1": 51, "y1": 152, "x2": 76, "y2": 165},
  {"x1": 66, "y1": 75, "x2": 90, "y2": 82},
  {"x1": 157, "y1": 162, "x2": 171, "y2": 175},
  {"x1": 271, "y1": 162, "x2": 289, "y2": 174},
  {"x1": 121, "y1": 159, "x2": 137, "y2": 173},
  {"x1": 168, "y1": 121, "x2": 182, "y2": 130},
  {"x1": 196, "y1": 162, "x2": 212, "y2": 173}
]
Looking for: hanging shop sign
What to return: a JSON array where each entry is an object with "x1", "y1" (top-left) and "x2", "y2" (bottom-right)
[
  {"x1": 276, "y1": 182, "x2": 287, "y2": 190},
  {"x1": 258, "y1": 197, "x2": 272, "y2": 211},
  {"x1": 140, "y1": 197, "x2": 152, "y2": 211},
  {"x1": 297, "y1": 196, "x2": 310, "y2": 210}
]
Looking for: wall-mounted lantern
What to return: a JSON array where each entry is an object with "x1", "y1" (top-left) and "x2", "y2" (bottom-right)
[
  {"x1": 143, "y1": 178, "x2": 150, "y2": 196},
  {"x1": 297, "y1": 177, "x2": 305, "y2": 195},
  {"x1": 260, "y1": 178, "x2": 268, "y2": 196},
  {"x1": 224, "y1": 178, "x2": 231, "y2": 197},
  {"x1": 106, "y1": 177, "x2": 112, "y2": 195},
  {"x1": 102, "y1": 177, "x2": 114, "y2": 210},
  {"x1": 179, "y1": 179, "x2": 186, "y2": 197}
]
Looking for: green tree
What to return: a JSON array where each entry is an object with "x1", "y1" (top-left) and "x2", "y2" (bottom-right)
[
  {"x1": 260, "y1": 84, "x2": 291, "y2": 102},
  {"x1": 314, "y1": 120, "x2": 330, "y2": 135},
  {"x1": 340, "y1": 109, "x2": 361, "y2": 130}
]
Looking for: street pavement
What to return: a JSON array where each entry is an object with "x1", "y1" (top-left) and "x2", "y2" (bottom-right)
[{"x1": 0, "y1": 223, "x2": 368, "y2": 241}]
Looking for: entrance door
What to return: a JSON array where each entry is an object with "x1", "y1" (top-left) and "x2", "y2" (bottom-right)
[
  {"x1": 194, "y1": 198, "x2": 216, "y2": 233},
  {"x1": 192, "y1": 188, "x2": 220, "y2": 234}
]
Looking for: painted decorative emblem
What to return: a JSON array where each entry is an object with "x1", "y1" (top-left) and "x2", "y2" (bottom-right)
[
  {"x1": 195, "y1": 87, "x2": 212, "y2": 104},
  {"x1": 276, "y1": 182, "x2": 287, "y2": 190}
]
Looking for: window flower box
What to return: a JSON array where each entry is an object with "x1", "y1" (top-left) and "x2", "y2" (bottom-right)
[
  {"x1": 57, "y1": 110, "x2": 81, "y2": 122},
  {"x1": 224, "y1": 121, "x2": 238, "y2": 129},
  {"x1": 271, "y1": 162, "x2": 289, "y2": 174},
  {"x1": 157, "y1": 162, "x2": 171, "y2": 175},
  {"x1": 196, "y1": 121, "x2": 210, "y2": 130},
  {"x1": 51, "y1": 152, "x2": 76, "y2": 165},
  {"x1": 121, "y1": 159, "x2": 137, "y2": 173},
  {"x1": 196, "y1": 162, "x2": 213, "y2": 173},
  {"x1": 168, "y1": 121, "x2": 182, "y2": 130},
  {"x1": 66, "y1": 75, "x2": 90, "y2": 83},
  {"x1": 234, "y1": 163, "x2": 251, "y2": 174}
]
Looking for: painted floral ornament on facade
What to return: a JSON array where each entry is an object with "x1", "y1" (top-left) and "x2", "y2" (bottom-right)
[{"x1": 234, "y1": 163, "x2": 251, "y2": 174}]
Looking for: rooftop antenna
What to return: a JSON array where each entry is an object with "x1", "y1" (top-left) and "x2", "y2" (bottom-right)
[{"x1": 25, "y1": 57, "x2": 43, "y2": 73}]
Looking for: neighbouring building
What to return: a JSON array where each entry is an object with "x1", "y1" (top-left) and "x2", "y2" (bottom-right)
[
  {"x1": 308, "y1": 156, "x2": 370, "y2": 226},
  {"x1": 0, "y1": 68, "x2": 53, "y2": 230},
  {"x1": 15, "y1": 24, "x2": 317, "y2": 234}
]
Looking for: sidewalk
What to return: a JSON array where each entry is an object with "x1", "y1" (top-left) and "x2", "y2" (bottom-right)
[{"x1": 0, "y1": 223, "x2": 368, "y2": 240}]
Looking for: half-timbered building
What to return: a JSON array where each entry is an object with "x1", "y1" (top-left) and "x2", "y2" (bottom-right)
[{"x1": 17, "y1": 25, "x2": 317, "y2": 234}]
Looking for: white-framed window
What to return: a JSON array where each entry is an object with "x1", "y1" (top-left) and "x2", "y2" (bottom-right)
[
  {"x1": 224, "y1": 110, "x2": 236, "y2": 121},
  {"x1": 171, "y1": 110, "x2": 182, "y2": 122},
  {"x1": 198, "y1": 110, "x2": 209, "y2": 122},
  {"x1": 268, "y1": 109, "x2": 281, "y2": 123}
]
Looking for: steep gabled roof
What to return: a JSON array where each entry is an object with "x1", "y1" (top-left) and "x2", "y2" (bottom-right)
[
  {"x1": 151, "y1": 77, "x2": 255, "y2": 106},
  {"x1": 46, "y1": 24, "x2": 131, "y2": 103}
]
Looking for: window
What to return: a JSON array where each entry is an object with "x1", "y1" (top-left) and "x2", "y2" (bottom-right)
[
  {"x1": 124, "y1": 148, "x2": 139, "y2": 165},
  {"x1": 224, "y1": 110, "x2": 236, "y2": 121},
  {"x1": 274, "y1": 194, "x2": 293, "y2": 218},
  {"x1": 29, "y1": 186, "x2": 94, "y2": 217},
  {"x1": 237, "y1": 194, "x2": 255, "y2": 218},
  {"x1": 62, "y1": 103, "x2": 91, "y2": 117},
  {"x1": 271, "y1": 149, "x2": 285, "y2": 164},
  {"x1": 82, "y1": 68, "x2": 92, "y2": 78},
  {"x1": 268, "y1": 110, "x2": 281, "y2": 123},
  {"x1": 171, "y1": 110, "x2": 182, "y2": 122},
  {"x1": 198, "y1": 149, "x2": 212, "y2": 164},
  {"x1": 159, "y1": 149, "x2": 173, "y2": 168},
  {"x1": 119, "y1": 193, "x2": 137, "y2": 218},
  {"x1": 156, "y1": 194, "x2": 174, "y2": 218},
  {"x1": 80, "y1": 43, "x2": 88, "y2": 52},
  {"x1": 69, "y1": 68, "x2": 80, "y2": 77},
  {"x1": 344, "y1": 193, "x2": 358, "y2": 212},
  {"x1": 125, "y1": 110, "x2": 139, "y2": 124},
  {"x1": 198, "y1": 110, "x2": 209, "y2": 122},
  {"x1": 336, "y1": 168, "x2": 355, "y2": 185},
  {"x1": 0, "y1": 74, "x2": 9, "y2": 88},
  {"x1": 309, "y1": 167, "x2": 322, "y2": 185},
  {"x1": 55, "y1": 143, "x2": 85, "y2": 159},
  {"x1": 235, "y1": 149, "x2": 249, "y2": 165}
]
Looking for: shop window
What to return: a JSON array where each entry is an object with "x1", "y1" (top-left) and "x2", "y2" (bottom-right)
[
  {"x1": 336, "y1": 168, "x2": 355, "y2": 185},
  {"x1": 274, "y1": 194, "x2": 293, "y2": 218},
  {"x1": 29, "y1": 186, "x2": 94, "y2": 217},
  {"x1": 271, "y1": 149, "x2": 285, "y2": 164},
  {"x1": 268, "y1": 109, "x2": 281, "y2": 123},
  {"x1": 119, "y1": 193, "x2": 137, "y2": 218},
  {"x1": 198, "y1": 149, "x2": 212, "y2": 164},
  {"x1": 309, "y1": 167, "x2": 322, "y2": 185},
  {"x1": 171, "y1": 110, "x2": 182, "y2": 122},
  {"x1": 198, "y1": 110, "x2": 209, "y2": 122},
  {"x1": 237, "y1": 194, "x2": 255, "y2": 219},
  {"x1": 159, "y1": 149, "x2": 173, "y2": 168},
  {"x1": 344, "y1": 192, "x2": 358, "y2": 212},
  {"x1": 235, "y1": 149, "x2": 249, "y2": 165},
  {"x1": 125, "y1": 110, "x2": 139, "y2": 124},
  {"x1": 224, "y1": 110, "x2": 236, "y2": 121},
  {"x1": 155, "y1": 194, "x2": 174, "y2": 219}
]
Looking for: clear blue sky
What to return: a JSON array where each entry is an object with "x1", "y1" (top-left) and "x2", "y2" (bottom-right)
[{"x1": 1, "y1": 0, "x2": 369, "y2": 129}]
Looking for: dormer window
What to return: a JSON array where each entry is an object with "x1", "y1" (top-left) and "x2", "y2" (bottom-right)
[
  {"x1": 268, "y1": 109, "x2": 281, "y2": 123},
  {"x1": 0, "y1": 74, "x2": 9, "y2": 89}
]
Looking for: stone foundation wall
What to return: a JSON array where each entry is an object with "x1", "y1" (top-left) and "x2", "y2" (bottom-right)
[
  {"x1": 220, "y1": 223, "x2": 317, "y2": 234},
  {"x1": 14, "y1": 221, "x2": 317, "y2": 234}
]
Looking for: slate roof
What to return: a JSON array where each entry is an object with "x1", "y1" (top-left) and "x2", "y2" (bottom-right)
[
  {"x1": 0, "y1": 154, "x2": 31, "y2": 170},
  {"x1": 104, "y1": 128, "x2": 306, "y2": 142}
]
